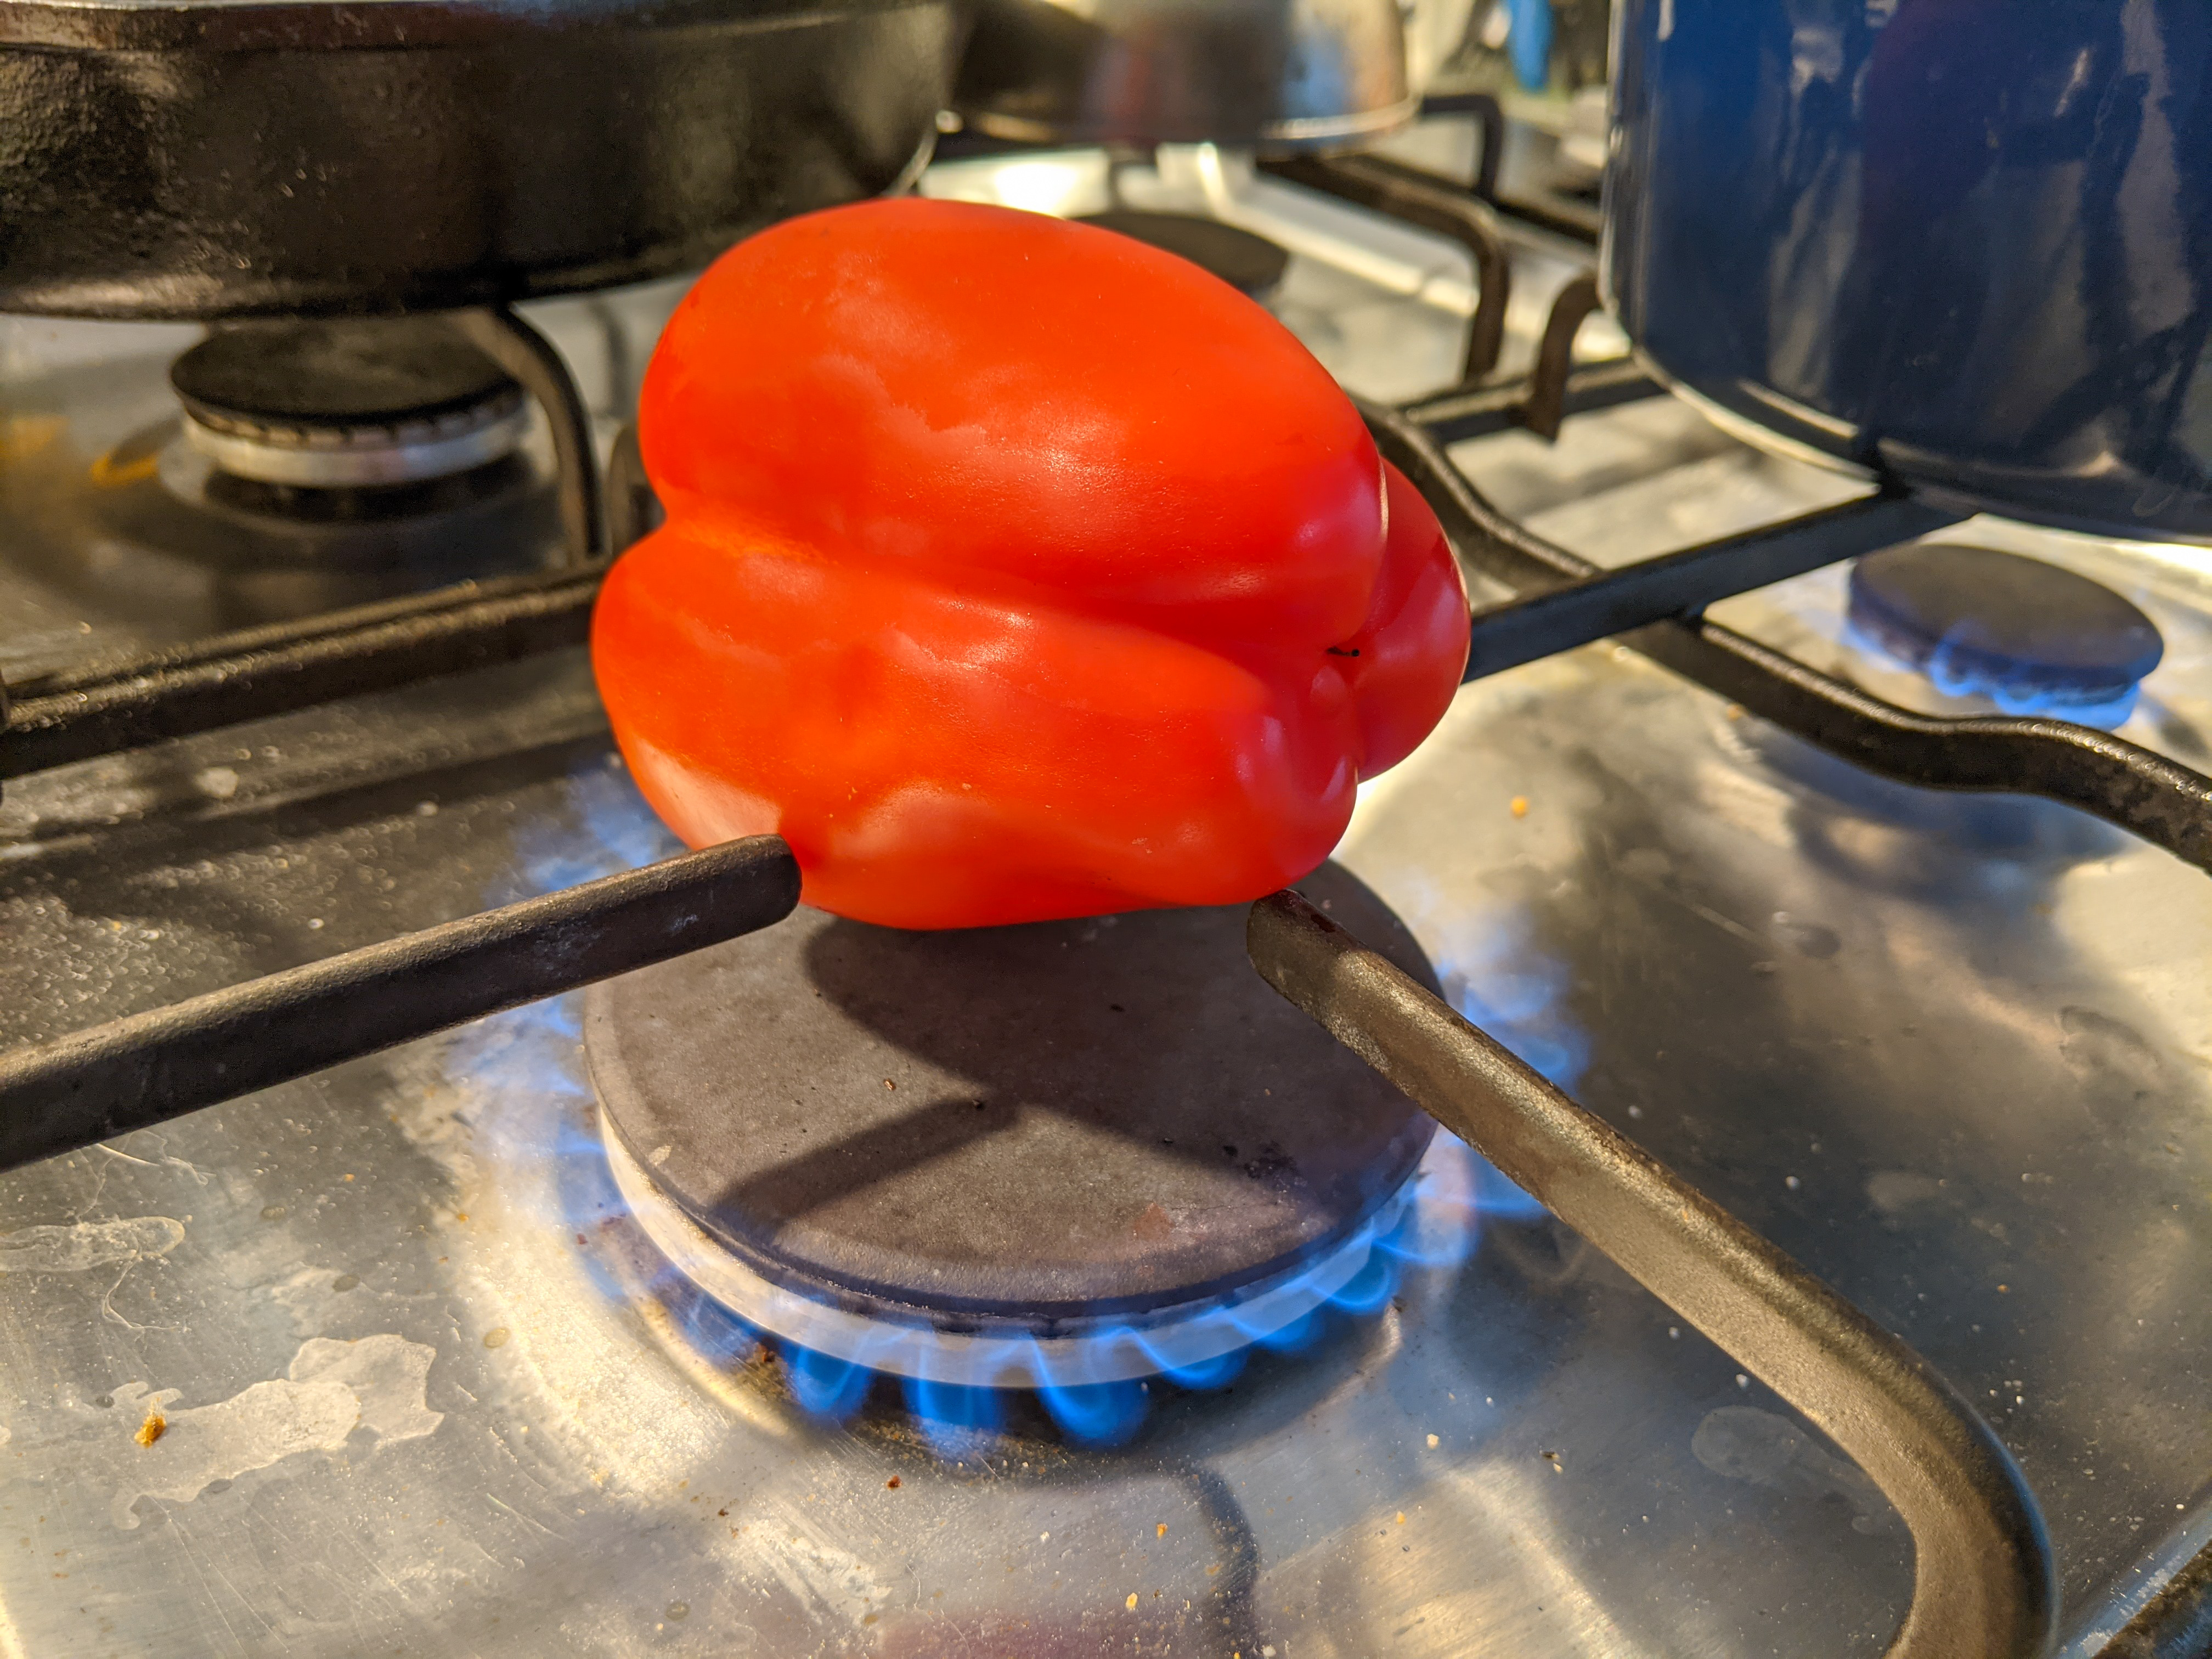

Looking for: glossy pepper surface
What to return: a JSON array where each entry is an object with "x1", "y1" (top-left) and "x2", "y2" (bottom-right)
[{"x1": 592, "y1": 198, "x2": 1470, "y2": 930}]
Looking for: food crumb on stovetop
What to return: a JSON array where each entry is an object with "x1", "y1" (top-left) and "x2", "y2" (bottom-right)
[
  {"x1": 134, "y1": 1410, "x2": 165, "y2": 1448},
  {"x1": 886, "y1": 1476, "x2": 900, "y2": 1489}
]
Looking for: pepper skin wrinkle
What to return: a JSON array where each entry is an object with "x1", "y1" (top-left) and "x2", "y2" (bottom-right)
[{"x1": 593, "y1": 199, "x2": 1470, "y2": 929}]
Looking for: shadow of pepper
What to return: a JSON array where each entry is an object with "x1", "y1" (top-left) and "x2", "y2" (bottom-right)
[{"x1": 764, "y1": 860, "x2": 1443, "y2": 1216}]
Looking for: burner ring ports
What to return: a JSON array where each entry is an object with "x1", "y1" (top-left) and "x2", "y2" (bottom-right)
[
  {"x1": 171, "y1": 318, "x2": 531, "y2": 489},
  {"x1": 178, "y1": 394, "x2": 530, "y2": 489}
]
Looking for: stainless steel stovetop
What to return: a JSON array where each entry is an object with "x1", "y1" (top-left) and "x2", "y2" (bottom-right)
[{"x1": 1, "y1": 123, "x2": 2208, "y2": 1658}]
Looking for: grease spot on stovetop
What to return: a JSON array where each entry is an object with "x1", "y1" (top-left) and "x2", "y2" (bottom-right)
[
  {"x1": 0, "y1": 1333, "x2": 441, "y2": 1528},
  {"x1": 0, "y1": 1215, "x2": 184, "y2": 1274}
]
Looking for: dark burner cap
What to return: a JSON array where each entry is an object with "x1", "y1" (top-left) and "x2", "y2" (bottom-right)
[
  {"x1": 585, "y1": 864, "x2": 1437, "y2": 1329},
  {"x1": 171, "y1": 318, "x2": 516, "y2": 431},
  {"x1": 1077, "y1": 211, "x2": 1291, "y2": 297},
  {"x1": 1847, "y1": 542, "x2": 2163, "y2": 712}
]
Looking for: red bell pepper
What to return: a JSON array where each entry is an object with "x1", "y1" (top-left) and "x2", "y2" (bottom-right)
[{"x1": 592, "y1": 199, "x2": 1469, "y2": 930}]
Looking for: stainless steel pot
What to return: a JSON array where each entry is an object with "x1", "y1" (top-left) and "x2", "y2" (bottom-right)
[{"x1": 953, "y1": 0, "x2": 1414, "y2": 151}]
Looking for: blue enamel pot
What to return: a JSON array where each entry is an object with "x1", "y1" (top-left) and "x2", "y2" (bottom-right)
[{"x1": 1604, "y1": 0, "x2": 2212, "y2": 540}]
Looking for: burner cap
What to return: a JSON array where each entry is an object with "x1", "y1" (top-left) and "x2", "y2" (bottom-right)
[
  {"x1": 171, "y1": 319, "x2": 528, "y2": 489},
  {"x1": 586, "y1": 864, "x2": 1437, "y2": 1384},
  {"x1": 1076, "y1": 212, "x2": 1291, "y2": 297},
  {"x1": 1847, "y1": 542, "x2": 2163, "y2": 720}
]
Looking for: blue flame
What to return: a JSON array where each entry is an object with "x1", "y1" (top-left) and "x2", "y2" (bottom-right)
[
  {"x1": 1253, "y1": 1306, "x2": 1329, "y2": 1356},
  {"x1": 593, "y1": 1131, "x2": 1511, "y2": 1453},
  {"x1": 1923, "y1": 631, "x2": 2140, "y2": 724},
  {"x1": 1468, "y1": 1162, "x2": 1549, "y2": 1223},
  {"x1": 902, "y1": 1376, "x2": 1007, "y2": 1456},
  {"x1": 1142, "y1": 1343, "x2": 1246, "y2": 1391},
  {"x1": 1333, "y1": 884, "x2": 1574, "y2": 1228},
  {"x1": 1012, "y1": 1331, "x2": 1158, "y2": 1444},
  {"x1": 1846, "y1": 618, "x2": 2141, "y2": 728},
  {"x1": 1425, "y1": 905, "x2": 1590, "y2": 1094},
  {"x1": 1756, "y1": 555, "x2": 2157, "y2": 731},
  {"x1": 1035, "y1": 1378, "x2": 1150, "y2": 1445},
  {"x1": 674, "y1": 1287, "x2": 762, "y2": 1370},
  {"x1": 1408, "y1": 904, "x2": 1604, "y2": 1221},
  {"x1": 788, "y1": 1135, "x2": 1497, "y2": 1448},
  {"x1": 1325, "y1": 1244, "x2": 1404, "y2": 1316},
  {"x1": 442, "y1": 999, "x2": 593, "y2": 1169},
  {"x1": 496, "y1": 758, "x2": 682, "y2": 902},
  {"x1": 783, "y1": 1342, "x2": 876, "y2": 1419}
]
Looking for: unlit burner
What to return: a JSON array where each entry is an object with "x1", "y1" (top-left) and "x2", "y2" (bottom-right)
[
  {"x1": 172, "y1": 318, "x2": 528, "y2": 489},
  {"x1": 586, "y1": 865, "x2": 1437, "y2": 1392},
  {"x1": 1847, "y1": 542, "x2": 2164, "y2": 724}
]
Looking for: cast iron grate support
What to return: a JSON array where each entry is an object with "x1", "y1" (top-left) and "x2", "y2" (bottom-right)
[
  {"x1": 0, "y1": 837, "x2": 800, "y2": 1172},
  {"x1": 0, "y1": 569, "x2": 601, "y2": 782},
  {"x1": 1246, "y1": 888, "x2": 2057, "y2": 1659}
]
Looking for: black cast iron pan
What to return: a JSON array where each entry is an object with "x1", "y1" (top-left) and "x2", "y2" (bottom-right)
[{"x1": 0, "y1": 0, "x2": 961, "y2": 319}]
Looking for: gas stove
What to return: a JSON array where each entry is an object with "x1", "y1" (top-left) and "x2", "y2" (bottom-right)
[{"x1": 2, "y1": 108, "x2": 2210, "y2": 1659}]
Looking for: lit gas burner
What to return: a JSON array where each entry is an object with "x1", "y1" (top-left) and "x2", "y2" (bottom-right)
[
  {"x1": 1847, "y1": 541, "x2": 2165, "y2": 726},
  {"x1": 587, "y1": 865, "x2": 1447, "y2": 1437}
]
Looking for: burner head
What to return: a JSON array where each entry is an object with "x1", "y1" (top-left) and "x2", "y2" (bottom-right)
[
  {"x1": 1076, "y1": 212, "x2": 1290, "y2": 298},
  {"x1": 1847, "y1": 543, "x2": 2164, "y2": 721},
  {"x1": 170, "y1": 319, "x2": 528, "y2": 489},
  {"x1": 586, "y1": 864, "x2": 1437, "y2": 1385}
]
